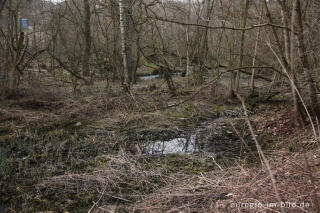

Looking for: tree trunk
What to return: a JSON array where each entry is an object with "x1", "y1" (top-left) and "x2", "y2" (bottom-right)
[
  {"x1": 119, "y1": 0, "x2": 130, "y2": 90},
  {"x1": 125, "y1": 0, "x2": 134, "y2": 84},
  {"x1": 230, "y1": 0, "x2": 249, "y2": 97},
  {"x1": 0, "y1": 0, "x2": 7, "y2": 14},
  {"x1": 290, "y1": 0, "x2": 303, "y2": 126},
  {"x1": 132, "y1": 47, "x2": 140, "y2": 84},
  {"x1": 250, "y1": 5, "x2": 263, "y2": 93},
  {"x1": 197, "y1": 0, "x2": 214, "y2": 85},
  {"x1": 263, "y1": 0, "x2": 303, "y2": 125},
  {"x1": 111, "y1": 3, "x2": 118, "y2": 82},
  {"x1": 294, "y1": 0, "x2": 320, "y2": 122},
  {"x1": 278, "y1": 0, "x2": 291, "y2": 63},
  {"x1": 235, "y1": 0, "x2": 250, "y2": 91},
  {"x1": 7, "y1": 5, "x2": 27, "y2": 97},
  {"x1": 83, "y1": 0, "x2": 91, "y2": 78},
  {"x1": 8, "y1": 61, "x2": 18, "y2": 96},
  {"x1": 186, "y1": 0, "x2": 191, "y2": 87},
  {"x1": 288, "y1": 0, "x2": 303, "y2": 126}
]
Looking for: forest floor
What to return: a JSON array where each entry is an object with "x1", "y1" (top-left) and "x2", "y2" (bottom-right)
[{"x1": 0, "y1": 77, "x2": 319, "y2": 212}]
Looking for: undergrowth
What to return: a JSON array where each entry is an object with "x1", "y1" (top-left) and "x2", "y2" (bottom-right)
[{"x1": 0, "y1": 81, "x2": 319, "y2": 212}]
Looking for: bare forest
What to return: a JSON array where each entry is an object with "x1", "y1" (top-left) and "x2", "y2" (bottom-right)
[{"x1": 1, "y1": 0, "x2": 320, "y2": 212}]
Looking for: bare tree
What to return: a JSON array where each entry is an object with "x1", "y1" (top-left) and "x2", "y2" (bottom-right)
[
  {"x1": 119, "y1": 0, "x2": 128, "y2": 90},
  {"x1": 294, "y1": 0, "x2": 320, "y2": 123},
  {"x1": 262, "y1": 0, "x2": 303, "y2": 125},
  {"x1": 185, "y1": 0, "x2": 191, "y2": 87},
  {"x1": 235, "y1": 0, "x2": 250, "y2": 92},
  {"x1": 250, "y1": 5, "x2": 263, "y2": 93},
  {"x1": 5, "y1": 0, "x2": 28, "y2": 96},
  {"x1": 83, "y1": 0, "x2": 91, "y2": 78}
]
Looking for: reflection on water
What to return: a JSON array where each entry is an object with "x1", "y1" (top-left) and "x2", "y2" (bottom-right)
[
  {"x1": 138, "y1": 72, "x2": 183, "y2": 81},
  {"x1": 145, "y1": 134, "x2": 197, "y2": 155},
  {"x1": 138, "y1": 75, "x2": 160, "y2": 81},
  {"x1": 143, "y1": 119, "x2": 244, "y2": 156}
]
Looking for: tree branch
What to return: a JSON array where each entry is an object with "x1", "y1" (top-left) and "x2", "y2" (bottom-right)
[{"x1": 145, "y1": 14, "x2": 294, "y2": 32}]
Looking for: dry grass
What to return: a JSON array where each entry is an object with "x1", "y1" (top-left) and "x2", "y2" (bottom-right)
[
  {"x1": 134, "y1": 146, "x2": 320, "y2": 213},
  {"x1": 38, "y1": 151, "x2": 170, "y2": 212},
  {"x1": 37, "y1": 140, "x2": 320, "y2": 213}
]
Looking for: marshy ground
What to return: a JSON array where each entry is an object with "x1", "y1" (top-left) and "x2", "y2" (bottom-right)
[{"x1": 0, "y1": 76, "x2": 319, "y2": 212}]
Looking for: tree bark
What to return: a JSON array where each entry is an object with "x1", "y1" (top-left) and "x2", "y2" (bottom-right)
[
  {"x1": 230, "y1": 0, "x2": 249, "y2": 97},
  {"x1": 290, "y1": 2, "x2": 301, "y2": 126},
  {"x1": 235, "y1": 0, "x2": 250, "y2": 91},
  {"x1": 277, "y1": 0, "x2": 291, "y2": 63},
  {"x1": 7, "y1": 0, "x2": 28, "y2": 97},
  {"x1": 250, "y1": 6, "x2": 263, "y2": 92},
  {"x1": 83, "y1": 0, "x2": 91, "y2": 77},
  {"x1": 125, "y1": 0, "x2": 134, "y2": 84},
  {"x1": 119, "y1": 0, "x2": 131, "y2": 90},
  {"x1": 0, "y1": 0, "x2": 7, "y2": 14},
  {"x1": 186, "y1": 0, "x2": 191, "y2": 87},
  {"x1": 294, "y1": 0, "x2": 320, "y2": 122},
  {"x1": 8, "y1": 59, "x2": 18, "y2": 96}
]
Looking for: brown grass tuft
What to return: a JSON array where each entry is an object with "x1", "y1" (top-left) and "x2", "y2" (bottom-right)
[{"x1": 134, "y1": 147, "x2": 320, "y2": 213}]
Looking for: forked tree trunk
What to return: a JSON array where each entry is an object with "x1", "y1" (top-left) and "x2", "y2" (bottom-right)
[{"x1": 8, "y1": 29, "x2": 28, "y2": 97}]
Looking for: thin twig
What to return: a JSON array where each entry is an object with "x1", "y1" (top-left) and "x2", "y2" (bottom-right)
[
  {"x1": 88, "y1": 186, "x2": 107, "y2": 213},
  {"x1": 236, "y1": 93, "x2": 285, "y2": 213}
]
